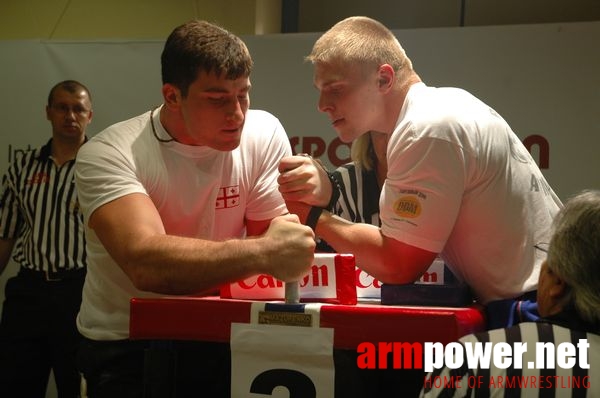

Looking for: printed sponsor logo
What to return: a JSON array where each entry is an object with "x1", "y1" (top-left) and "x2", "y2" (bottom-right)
[
  {"x1": 26, "y1": 172, "x2": 49, "y2": 185},
  {"x1": 393, "y1": 196, "x2": 422, "y2": 218},
  {"x1": 237, "y1": 265, "x2": 330, "y2": 289}
]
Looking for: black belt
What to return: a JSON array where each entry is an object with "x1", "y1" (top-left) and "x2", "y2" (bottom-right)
[{"x1": 18, "y1": 267, "x2": 86, "y2": 282}]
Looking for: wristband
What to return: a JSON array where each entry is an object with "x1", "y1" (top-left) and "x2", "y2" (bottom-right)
[
  {"x1": 305, "y1": 206, "x2": 323, "y2": 232},
  {"x1": 325, "y1": 171, "x2": 341, "y2": 210}
]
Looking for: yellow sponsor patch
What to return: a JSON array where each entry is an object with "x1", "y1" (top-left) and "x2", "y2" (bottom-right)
[{"x1": 393, "y1": 196, "x2": 422, "y2": 218}]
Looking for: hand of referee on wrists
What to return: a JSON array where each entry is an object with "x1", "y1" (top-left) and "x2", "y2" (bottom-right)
[{"x1": 277, "y1": 155, "x2": 332, "y2": 207}]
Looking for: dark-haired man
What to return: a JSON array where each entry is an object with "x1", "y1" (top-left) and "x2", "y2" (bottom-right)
[
  {"x1": 0, "y1": 80, "x2": 93, "y2": 397},
  {"x1": 74, "y1": 20, "x2": 315, "y2": 396}
]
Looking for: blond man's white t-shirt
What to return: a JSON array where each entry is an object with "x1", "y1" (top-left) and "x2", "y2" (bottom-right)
[{"x1": 381, "y1": 83, "x2": 562, "y2": 304}]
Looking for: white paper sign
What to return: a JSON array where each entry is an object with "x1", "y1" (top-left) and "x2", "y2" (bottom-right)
[
  {"x1": 230, "y1": 323, "x2": 335, "y2": 398},
  {"x1": 357, "y1": 258, "x2": 446, "y2": 298}
]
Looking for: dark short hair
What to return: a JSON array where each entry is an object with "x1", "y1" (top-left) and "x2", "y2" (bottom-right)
[
  {"x1": 47, "y1": 80, "x2": 92, "y2": 106},
  {"x1": 161, "y1": 20, "x2": 253, "y2": 97}
]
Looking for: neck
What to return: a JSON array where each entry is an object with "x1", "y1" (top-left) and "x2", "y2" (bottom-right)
[
  {"x1": 51, "y1": 136, "x2": 83, "y2": 166},
  {"x1": 383, "y1": 73, "x2": 422, "y2": 134},
  {"x1": 543, "y1": 305, "x2": 600, "y2": 334},
  {"x1": 159, "y1": 105, "x2": 190, "y2": 144}
]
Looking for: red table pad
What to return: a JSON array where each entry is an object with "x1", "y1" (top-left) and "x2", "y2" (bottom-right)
[{"x1": 130, "y1": 296, "x2": 485, "y2": 350}]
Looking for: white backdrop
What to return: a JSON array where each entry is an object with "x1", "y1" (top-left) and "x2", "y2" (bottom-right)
[{"x1": 1, "y1": 21, "x2": 599, "y2": 285}]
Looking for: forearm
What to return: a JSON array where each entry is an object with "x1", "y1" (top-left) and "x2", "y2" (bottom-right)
[
  {"x1": 315, "y1": 211, "x2": 435, "y2": 284},
  {"x1": 314, "y1": 212, "x2": 390, "y2": 278},
  {"x1": 117, "y1": 234, "x2": 276, "y2": 295},
  {"x1": 88, "y1": 194, "x2": 315, "y2": 295}
]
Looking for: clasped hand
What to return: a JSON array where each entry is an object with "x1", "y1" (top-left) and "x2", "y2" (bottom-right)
[{"x1": 277, "y1": 154, "x2": 332, "y2": 207}]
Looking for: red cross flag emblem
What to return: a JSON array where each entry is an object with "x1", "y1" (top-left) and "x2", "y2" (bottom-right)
[{"x1": 216, "y1": 185, "x2": 240, "y2": 209}]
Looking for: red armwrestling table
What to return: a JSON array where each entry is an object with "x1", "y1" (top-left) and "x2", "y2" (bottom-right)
[
  {"x1": 130, "y1": 296, "x2": 484, "y2": 348},
  {"x1": 129, "y1": 296, "x2": 485, "y2": 397}
]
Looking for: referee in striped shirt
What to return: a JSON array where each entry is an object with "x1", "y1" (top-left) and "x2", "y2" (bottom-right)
[
  {"x1": 0, "y1": 80, "x2": 92, "y2": 398},
  {"x1": 421, "y1": 190, "x2": 600, "y2": 397}
]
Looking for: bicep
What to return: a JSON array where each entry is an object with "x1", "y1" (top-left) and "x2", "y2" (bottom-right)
[
  {"x1": 88, "y1": 192, "x2": 165, "y2": 266},
  {"x1": 381, "y1": 234, "x2": 438, "y2": 283},
  {"x1": 383, "y1": 138, "x2": 465, "y2": 253}
]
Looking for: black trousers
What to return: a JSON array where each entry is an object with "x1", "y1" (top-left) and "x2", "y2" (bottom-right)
[
  {"x1": 0, "y1": 270, "x2": 85, "y2": 398},
  {"x1": 77, "y1": 337, "x2": 424, "y2": 398},
  {"x1": 77, "y1": 338, "x2": 232, "y2": 398}
]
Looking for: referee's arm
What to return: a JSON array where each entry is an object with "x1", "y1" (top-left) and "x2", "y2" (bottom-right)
[{"x1": 0, "y1": 238, "x2": 16, "y2": 276}]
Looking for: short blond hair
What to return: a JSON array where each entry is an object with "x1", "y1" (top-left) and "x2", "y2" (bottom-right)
[{"x1": 306, "y1": 16, "x2": 413, "y2": 79}]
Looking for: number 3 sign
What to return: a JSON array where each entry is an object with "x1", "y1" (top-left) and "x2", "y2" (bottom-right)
[{"x1": 230, "y1": 322, "x2": 335, "y2": 397}]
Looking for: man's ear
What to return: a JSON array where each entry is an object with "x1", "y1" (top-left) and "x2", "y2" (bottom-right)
[
  {"x1": 547, "y1": 269, "x2": 568, "y2": 300},
  {"x1": 377, "y1": 64, "x2": 394, "y2": 91},
  {"x1": 162, "y1": 84, "x2": 182, "y2": 108}
]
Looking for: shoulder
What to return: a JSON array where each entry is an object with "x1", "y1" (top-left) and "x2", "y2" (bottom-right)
[
  {"x1": 408, "y1": 84, "x2": 478, "y2": 108},
  {"x1": 244, "y1": 109, "x2": 283, "y2": 135},
  {"x1": 80, "y1": 112, "x2": 151, "y2": 156},
  {"x1": 404, "y1": 84, "x2": 490, "y2": 128},
  {"x1": 245, "y1": 109, "x2": 279, "y2": 121},
  {"x1": 241, "y1": 109, "x2": 288, "y2": 146},
  {"x1": 392, "y1": 85, "x2": 502, "y2": 153},
  {"x1": 6, "y1": 145, "x2": 44, "y2": 173}
]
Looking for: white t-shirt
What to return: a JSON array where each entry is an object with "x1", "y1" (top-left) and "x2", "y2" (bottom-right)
[
  {"x1": 381, "y1": 83, "x2": 562, "y2": 304},
  {"x1": 75, "y1": 106, "x2": 291, "y2": 340}
]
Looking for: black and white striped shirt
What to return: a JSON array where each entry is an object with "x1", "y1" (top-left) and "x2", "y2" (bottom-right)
[
  {"x1": 330, "y1": 162, "x2": 380, "y2": 226},
  {"x1": 0, "y1": 139, "x2": 86, "y2": 272},
  {"x1": 421, "y1": 316, "x2": 600, "y2": 397}
]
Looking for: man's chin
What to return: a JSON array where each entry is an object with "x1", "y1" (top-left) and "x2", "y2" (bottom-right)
[{"x1": 215, "y1": 140, "x2": 241, "y2": 152}]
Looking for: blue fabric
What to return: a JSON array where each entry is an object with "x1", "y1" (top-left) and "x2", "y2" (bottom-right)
[{"x1": 485, "y1": 291, "x2": 539, "y2": 329}]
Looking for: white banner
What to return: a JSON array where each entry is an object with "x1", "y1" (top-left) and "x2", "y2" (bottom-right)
[
  {"x1": 230, "y1": 322, "x2": 335, "y2": 398},
  {"x1": 1, "y1": 22, "x2": 598, "y2": 200}
]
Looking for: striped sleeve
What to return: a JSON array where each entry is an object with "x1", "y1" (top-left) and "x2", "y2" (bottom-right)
[
  {"x1": 0, "y1": 146, "x2": 86, "y2": 271},
  {"x1": 0, "y1": 154, "x2": 26, "y2": 239},
  {"x1": 332, "y1": 163, "x2": 380, "y2": 226}
]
